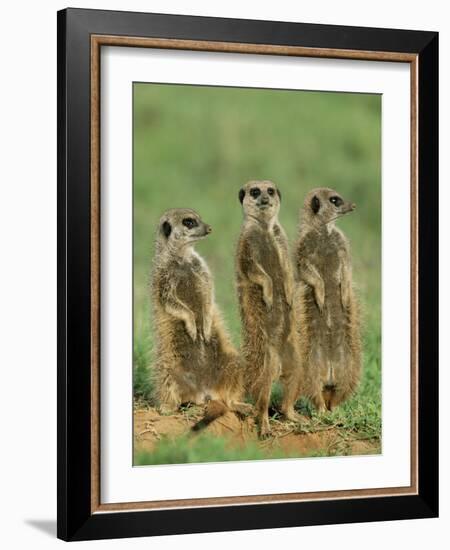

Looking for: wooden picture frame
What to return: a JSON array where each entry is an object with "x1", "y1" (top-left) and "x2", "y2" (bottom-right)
[{"x1": 57, "y1": 7, "x2": 438, "y2": 541}]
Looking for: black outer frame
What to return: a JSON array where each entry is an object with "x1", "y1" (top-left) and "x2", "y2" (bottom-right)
[{"x1": 57, "y1": 7, "x2": 439, "y2": 542}]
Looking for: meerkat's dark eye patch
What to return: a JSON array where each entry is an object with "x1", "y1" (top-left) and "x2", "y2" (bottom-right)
[
  {"x1": 311, "y1": 195, "x2": 321, "y2": 214},
  {"x1": 182, "y1": 217, "x2": 198, "y2": 229},
  {"x1": 267, "y1": 187, "x2": 275, "y2": 196},
  {"x1": 250, "y1": 187, "x2": 261, "y2": 199},
  {"x1": 329, "y1": 196, "x2": 343, "y2": 207},
  {"x1": 161, "y1": 220, "x2": 172, "y2": 238},
  {"x1": 238, "y1": 188, "x2": 245, "y2": 204}
]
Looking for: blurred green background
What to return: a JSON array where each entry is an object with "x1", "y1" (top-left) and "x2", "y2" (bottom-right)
[{"x1": 133, "y1": 83, "x2": 381, "y2": 458}]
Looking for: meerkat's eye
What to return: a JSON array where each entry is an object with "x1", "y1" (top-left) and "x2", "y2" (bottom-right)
[
  {"x1": 267, "y1": 188, "x2": 275, "y2": 196},
  {"x1": 182, "y1": 217, "x2": 198, "y2": 229},
  {"x1": 250, "y1": 187, "x2": 261, "y2": 199},
  {"x1": 330, "y1": 196, "x2": 343, "y2": 207}
]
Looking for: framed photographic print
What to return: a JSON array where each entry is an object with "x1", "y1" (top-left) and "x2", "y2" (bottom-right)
[{"x1": 57, "y1": 7, "x2": 438, "y2": 541}]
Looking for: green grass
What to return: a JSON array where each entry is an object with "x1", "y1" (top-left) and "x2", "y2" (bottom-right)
[
  {"x1": 134, "y1": 434, "x2": 297, "y2": 465},
  {"x1": 133, "y1": 83, "x2": 381, "y2": 464}
]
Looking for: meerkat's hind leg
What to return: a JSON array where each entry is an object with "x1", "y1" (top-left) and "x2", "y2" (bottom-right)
[
  {"x1": 156, "y1": 371, "x2": 183, "y2": 415},
  {"x1": 255, "y1": 388, "x2": 271, "y2": 438},
  {"x1": 279, "y1": 340, "x2": 307, "y2": 423},
  {"x1": 312, "y1": 393, "x2": 327, "y2": 415},
  {"x1": 253, "y1": 348, "x2": 278, "y2": 438},
  {"x1": 222, "y1": 383, "x2": 254, "y2": 417}
]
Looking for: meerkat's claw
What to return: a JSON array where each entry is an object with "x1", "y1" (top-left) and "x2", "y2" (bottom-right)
[
  {"x1": 313, "y1": 283, "x2": 325, "y2": 312},
  {"x1": 202, "y1": 321, "x2": 212, "y2": 343},
  {"x1": 260, "y1": 432, "x2": 271, "y2": 440},
  {"x1": 259, "y1": 423, "x2": 272, "y2": 439},
  {"x1": 284, "y1": 287, "x2": 294, "y2": 308},
  {"x1": 263, "y1": 294, "x2": 273, "y2": 311},
  {"x1": 316, "y1": 295, "x2": 325, "y2": 313},
  {"x1": 185, "y1": 321, "x2": 197, "y2": 342}
]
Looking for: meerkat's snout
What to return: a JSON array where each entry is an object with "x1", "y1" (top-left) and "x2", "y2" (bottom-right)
[
  {"x1": 344, "y1": 202, "x2": 356, "y2": 214},
  {"x1": 157, "y1": 208, "x2": 213, "y2": 248},
  {"x1": 239, "y1": 180, "x2": 281, "y2": 221},
  {"x1": 180, "y1": 214, "x2": 212, "y2": 241},
  {"x1": 304, "y1": 188, "x2": 356, "y2": 226},
  {"x1": 256, "y1": 187, "x2": 276, "y2": 210}
]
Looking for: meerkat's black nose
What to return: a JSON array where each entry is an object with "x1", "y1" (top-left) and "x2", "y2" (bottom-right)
[
  {"x1": 205, "y1": 225, "x2": 212, "y2": 234},
  {"x1": 351, "y1": 203, "x2": 356, "y2": 210},
  {"x1": 261, "y1": 197, "x2": 269, "y2": 204}
]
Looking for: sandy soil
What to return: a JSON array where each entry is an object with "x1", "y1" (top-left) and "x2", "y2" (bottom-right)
[{"x1": 134, "y1": 405, "x2": 380, "y2": 460}]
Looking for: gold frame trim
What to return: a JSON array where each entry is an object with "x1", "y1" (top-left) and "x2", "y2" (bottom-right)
[{"x1": 90, "y1": 35, "x2": 419, "y2": 514}]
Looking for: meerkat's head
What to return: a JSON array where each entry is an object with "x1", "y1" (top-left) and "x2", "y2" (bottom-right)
[
  {"x1": 238, "y1": 180, "x2": 281, "y2": 222},
  {"x1": 302, "y1": 187, "x2": 356, "y2": 227},
  {"x1": 156, "y1": 208, "x2": 212, "y2": 253}
]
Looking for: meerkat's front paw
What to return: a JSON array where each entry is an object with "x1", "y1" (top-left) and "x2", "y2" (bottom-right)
[
  {"x1": 340, "y1": 284, "x2": 351, "y2": 309},
  {"x1": 262, "y1": 278, "x2": 273, "y2": 311},
  {"x1": 283, "y1": 285, "x2": 293, "y2": 308},
  {"x1": 315, "y1": 287, "x2": 325, "y2": 312},
  {"x1": 185, "y1": 319, "x2": 197, "y2": 341},
  {"x1": 285, "y1": 293, "x2": 294, "y2": 309},
  {"x1": 202, "y1": 318, "x2": 212, "y2": 343},
  {"x1": 263, "y1": 291, "x2": 273, "y2": 311}
]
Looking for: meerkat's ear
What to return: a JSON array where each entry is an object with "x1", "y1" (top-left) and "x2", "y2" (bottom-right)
[
  {"x1": 161, "y1": 220, "x2": 172, "y2": 238},
  {"x1": 276, "y1": 188, "x2": 281, "y2": 201},
  {"x1": 238, "y1": 188, "x2": 245, "y2": 204},
  {"x1": 311, "y1": 195, "x2": 321, "y2": 214}
]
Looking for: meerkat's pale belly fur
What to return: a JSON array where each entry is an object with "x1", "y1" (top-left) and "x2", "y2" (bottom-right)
[
  {"x1": 238, "y1": 228, "x2": 292, "y2": 360},
  {"x1": 296, "y1": 227, "x2": 361, "y2": 411},
  {"x1": 152, "y1": 250, "x2": 244, "y2": 412}
]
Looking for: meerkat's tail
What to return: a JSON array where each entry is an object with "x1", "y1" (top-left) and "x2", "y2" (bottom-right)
[{"x1": 191, "y1": 399, "x2": 228, "y2": 432}]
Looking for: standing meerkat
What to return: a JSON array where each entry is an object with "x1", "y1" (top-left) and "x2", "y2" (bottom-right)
[
  {"x1": 236, "y1": 180, "x2": 303, "y2": 437},
  {"x1": 151, "y1": 208, "x2": 250, "y2": 423},
  {"x1": 294, "y1": 188, "x2": 362, "y2": 412}
]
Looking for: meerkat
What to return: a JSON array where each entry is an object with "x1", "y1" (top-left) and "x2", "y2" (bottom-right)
[
  {"x1": 294, "y1": 188, "x2": 362, "y2": 412},
  {"x1": 151, "y1": 208, "x2": 250, "y2": 424},
  {"x1": 236, "y1": 180, "x2": 303, "y2": 437}
]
